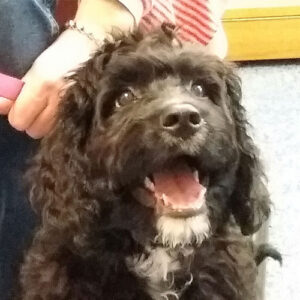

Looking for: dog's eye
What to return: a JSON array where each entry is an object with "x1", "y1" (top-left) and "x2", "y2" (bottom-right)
[
  {"x1": 191, "y1": 83, "x2": 205, "y2": 97},
  {"x1": 116, "y1": 89, "x2": 136, "y2": 107}
]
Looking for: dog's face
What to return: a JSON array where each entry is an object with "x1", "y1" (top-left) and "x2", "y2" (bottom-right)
[
  {"x1": 83, "y1": 36, "x2": 240, "y2": 247},
  {"x1": 30, "y1": 30, "x2": 270, "y2": 250}
]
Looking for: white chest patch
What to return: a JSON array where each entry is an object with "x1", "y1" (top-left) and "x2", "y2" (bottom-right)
[
  {"x1": 127, "y1": 247, "x2": 193, "y2": 300},
  {"x1": 127, "y1": 213, "x2": 210, "y2": 299}
]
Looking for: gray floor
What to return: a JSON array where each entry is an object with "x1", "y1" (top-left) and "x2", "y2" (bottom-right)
[{"x1": 238, "y1": 60, "x2": 300, "y2": 300}]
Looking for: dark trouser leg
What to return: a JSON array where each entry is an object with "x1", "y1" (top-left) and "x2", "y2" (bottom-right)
[
  {"x1": 0, "y1": 120, "x2": 38, "y2": 299},
  {"x1": 0, "y1": 0, "x2": 57, "y2": 298}
]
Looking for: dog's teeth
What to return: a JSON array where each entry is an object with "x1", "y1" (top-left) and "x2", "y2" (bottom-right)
[
  {"x1": 162, "y1": 193, "x2": 169, "y2": 206},
  {"x1": 193, "y1": 170, "x2": 199, "y2": 183},
  {"x1": 144, "y1": 177, "x2": 155, "y2": 192},
  {"x1": 195, "y1": 202, "x2": 202, "y2": 209},
  {"x1": 203, "y1": 176, "x2": 209, "y2": 187},
  {"x1": 199, "y1": 187, "x2": 207, "y2": 201}
]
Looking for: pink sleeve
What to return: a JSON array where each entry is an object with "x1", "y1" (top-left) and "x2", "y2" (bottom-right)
[{"x1": 118, "y1": 0, "x2": 153, "y2": 24}]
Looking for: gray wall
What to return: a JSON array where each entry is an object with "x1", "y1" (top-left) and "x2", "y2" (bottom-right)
[{"x1": 239, "y1": 61, "x2": 300, "y2": 300}]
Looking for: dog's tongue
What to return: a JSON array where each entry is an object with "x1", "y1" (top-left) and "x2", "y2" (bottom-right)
[{"x1": 153, "y1": 163, "x2": 204, "y2": 209}]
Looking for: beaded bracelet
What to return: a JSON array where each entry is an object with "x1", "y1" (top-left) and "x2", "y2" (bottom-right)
[{"x1": 65, "y1": 20, "x2": 102, "y2": 47}]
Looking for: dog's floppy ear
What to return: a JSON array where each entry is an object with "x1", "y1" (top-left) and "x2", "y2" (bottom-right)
[
  {"x1": 26, "y1": 81, "x2": 97, "y2": 223},
  {"x1": 27, "y1": 33, "x2": 146, "y2": 225},
  {"x1": 26, "y1": 48, "x2": 119, "y2": 228},
  {"x1": 225, "y1": 65, "x2": 270, "y2": 235}
]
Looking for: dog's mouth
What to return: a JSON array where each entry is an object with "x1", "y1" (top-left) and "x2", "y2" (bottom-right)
[{"x1": 132, "y1": 157, "x2": 208, "y2": 217}]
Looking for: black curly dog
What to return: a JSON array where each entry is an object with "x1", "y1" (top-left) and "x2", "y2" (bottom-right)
[{"x1": 19, "y1": 27, "x2": 277, "y2": 300}]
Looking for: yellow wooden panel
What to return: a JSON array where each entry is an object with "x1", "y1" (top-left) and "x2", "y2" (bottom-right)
[
  {"x1": 224, "y1": 6, "x2": 300, "y2": 19},
  {"x1": 222, "y1": 7, "x2": 300, "y2": 61}
]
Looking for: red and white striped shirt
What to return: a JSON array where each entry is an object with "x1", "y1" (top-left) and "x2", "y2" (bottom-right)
[{"x1": 119, "y1": 0, "x2": 218, "y2": 46}]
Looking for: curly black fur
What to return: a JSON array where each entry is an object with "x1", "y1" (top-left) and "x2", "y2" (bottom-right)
[{"x1": 19, "y1": 28, "x2": 272, "y2": 300}]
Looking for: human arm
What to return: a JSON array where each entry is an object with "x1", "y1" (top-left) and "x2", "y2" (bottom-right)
[{"x1": 0, "y1": 0, "x2": 134, "y2": 138}]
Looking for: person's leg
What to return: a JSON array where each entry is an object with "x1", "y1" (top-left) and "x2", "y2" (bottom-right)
[
  {"x1": 0, "y1": 121, "x2": 38, "y2": 299},
  {"x1": 0, "y1": 0, "x2": 58, "y2": 298}
]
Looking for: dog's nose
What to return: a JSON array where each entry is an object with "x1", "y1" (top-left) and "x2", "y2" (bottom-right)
[{"x1": 161, "y1": 104, "x2": 202, "y2": 137}]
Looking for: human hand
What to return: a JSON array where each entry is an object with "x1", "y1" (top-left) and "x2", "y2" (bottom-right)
[
  {"x1": 0, "y1": 73, "x2": 24, "y2": 114},
  {"x1": 0, "y1": 0, "x2": 134, "y2": 139},
  {"x1": 0, "y1": 98, "x2": 13, "y2": 115},
  {"x1": 0, "y1": 29, "x2": 99, "y2": 138}
]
